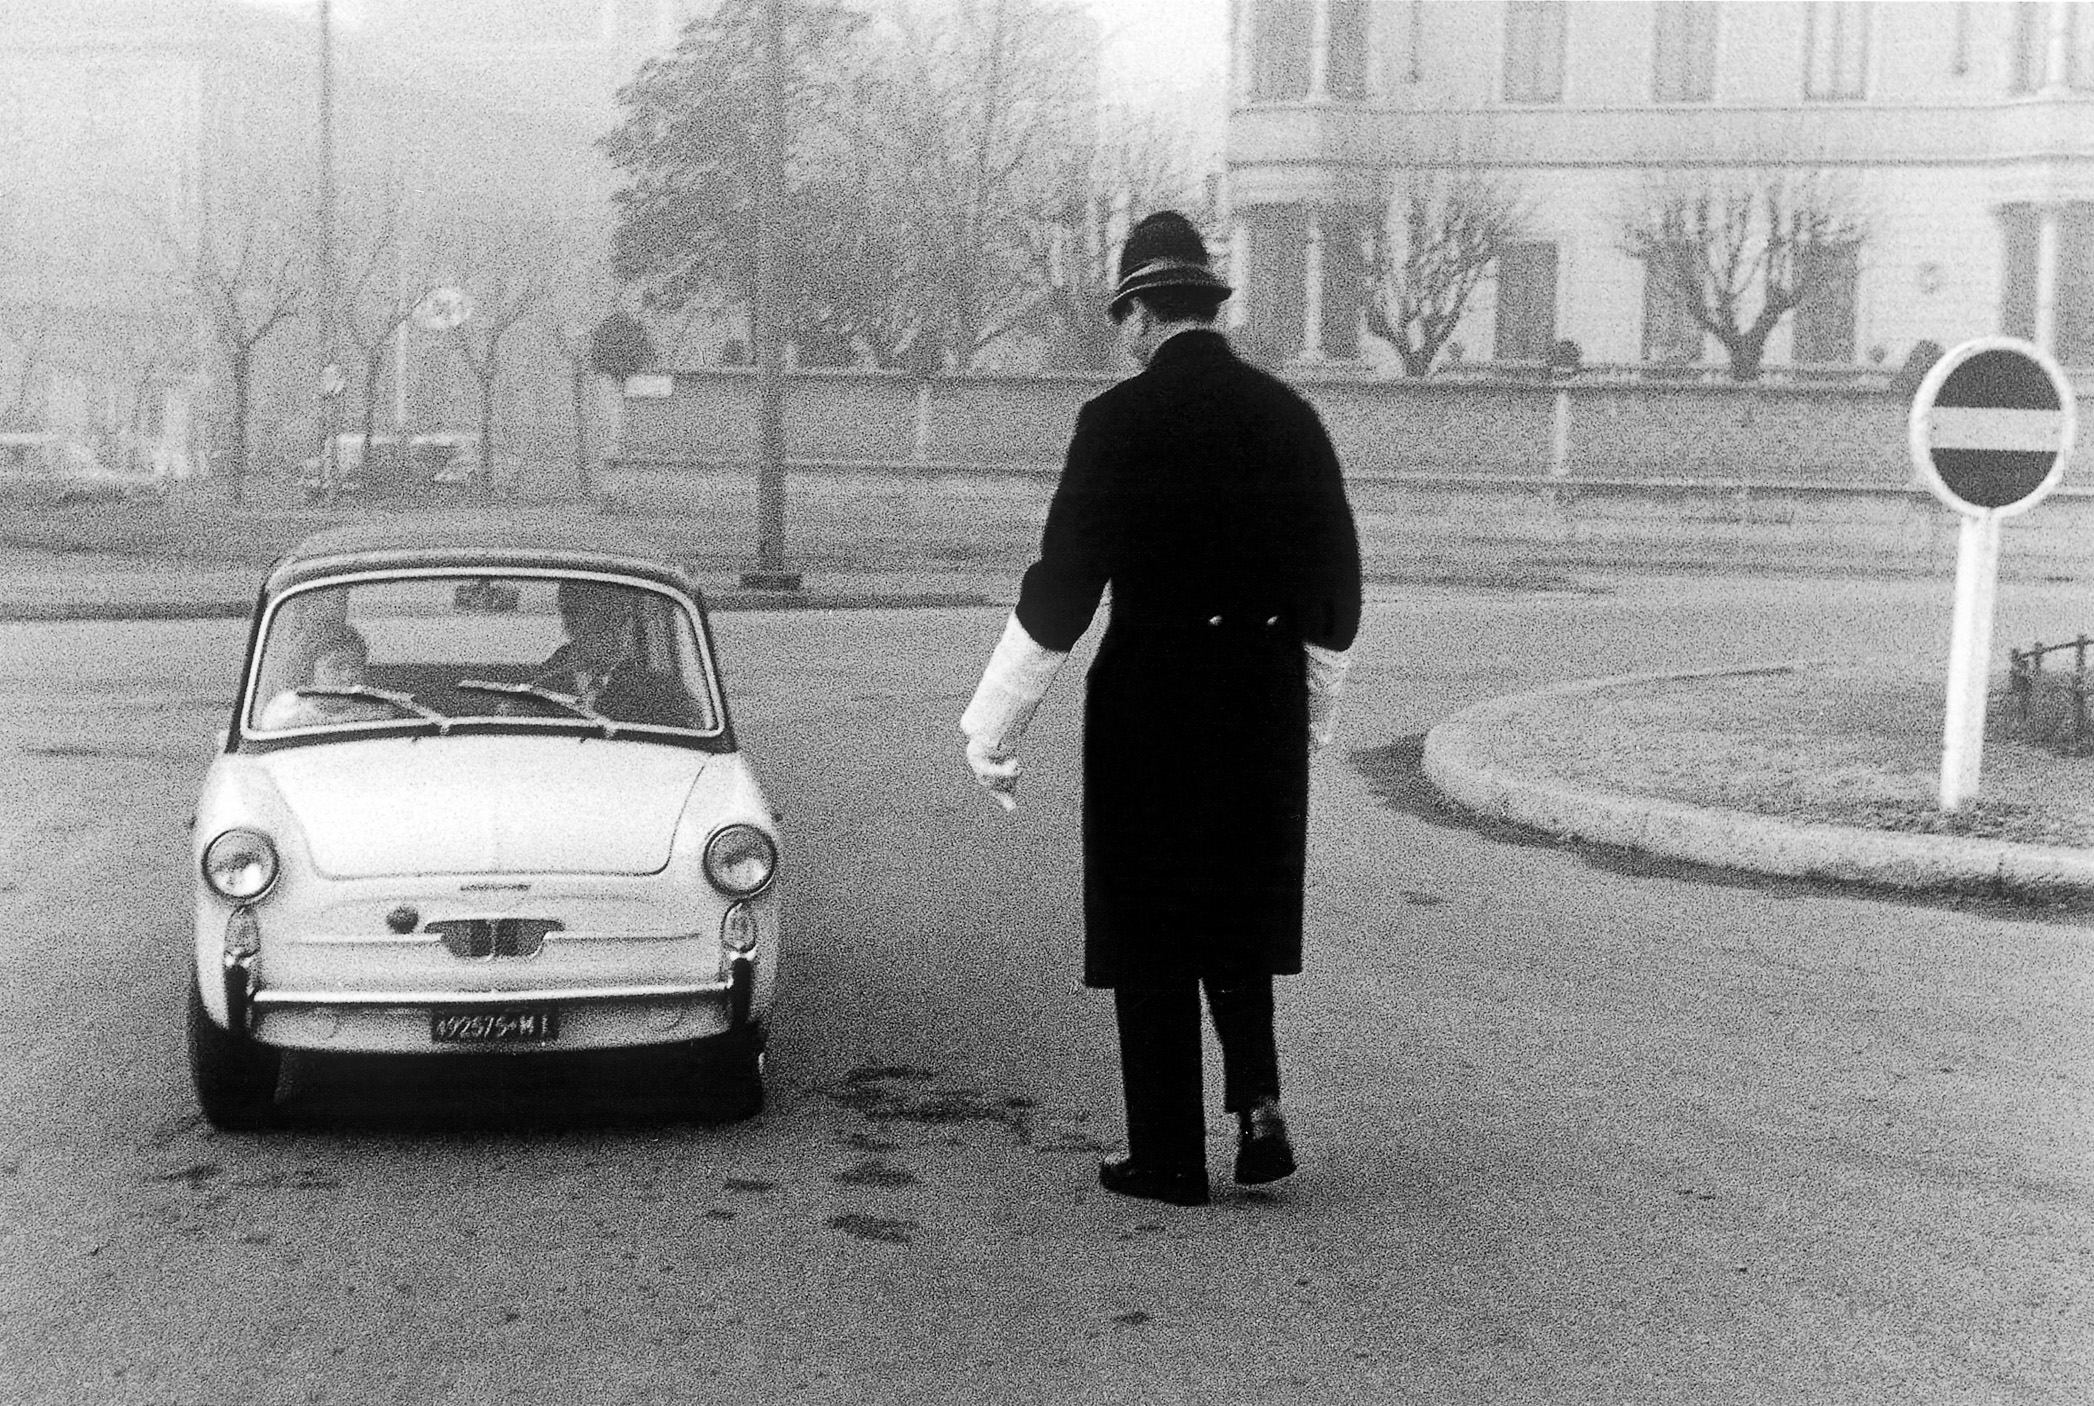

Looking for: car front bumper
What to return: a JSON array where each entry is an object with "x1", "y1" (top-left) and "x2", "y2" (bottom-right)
[{"x1": 227, "y1": 952, "x2": 758, "y2": 1053}]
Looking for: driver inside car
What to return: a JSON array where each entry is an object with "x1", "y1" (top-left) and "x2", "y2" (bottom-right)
[{"x1": 532, "y1": 580, "x2": 695, "y2": 726}]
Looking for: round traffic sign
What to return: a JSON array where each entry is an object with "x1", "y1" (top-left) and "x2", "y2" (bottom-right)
[
  {"x1": 413, "y1": 286, "x2": 473, "y2": 332},
  {"x1": 1908, "y1": 336, "x2": 2077, "y2": 516}
]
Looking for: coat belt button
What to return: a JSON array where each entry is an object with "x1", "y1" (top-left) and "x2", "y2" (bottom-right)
[
  {"x1": 1265, "y1": 616, "x2": 1279, "y2": 626},
  {"x1": 1208, "y1": 615, "x2": 1223, "y2": 626}
]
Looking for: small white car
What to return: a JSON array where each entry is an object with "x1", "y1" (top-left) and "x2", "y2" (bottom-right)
[{"x1": 189, "y1": 523, "x2": 782, "y2": 1128}]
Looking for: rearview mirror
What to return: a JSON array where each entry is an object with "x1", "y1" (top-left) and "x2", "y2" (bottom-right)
[{"x1": 453, "y1": 580, "x2": 521, "y2": 614}]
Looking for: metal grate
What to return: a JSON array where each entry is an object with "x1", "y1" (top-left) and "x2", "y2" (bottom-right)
[{"x1": 424, "y1": 918, "x2": 562, "y2": 960}]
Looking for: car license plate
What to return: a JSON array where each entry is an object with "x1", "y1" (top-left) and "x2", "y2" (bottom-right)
[{"x1": 431, "y1": 1007, "x2": 558, "y2": 1044}]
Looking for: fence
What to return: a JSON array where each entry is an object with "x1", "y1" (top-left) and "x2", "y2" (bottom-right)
[
  {"x1": 2007, "y1": 636, "x2": 2094, "y2": 750},
  {"x1": 617, "y1": 365, "x2": 1961, "y2": 486}
]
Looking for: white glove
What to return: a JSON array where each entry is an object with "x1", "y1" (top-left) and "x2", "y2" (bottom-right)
[
  {"x1": 965, "y1": 738, "x2": 1021, "y2": 812},
  {"x1": 961, "y1": 614, "x2": 1067, "y2": 812},
  {"x1": 1305, "y1": 642, "x2": 1352, "y2": 756}
]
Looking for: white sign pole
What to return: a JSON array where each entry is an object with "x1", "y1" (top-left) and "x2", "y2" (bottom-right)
[
  {"x1": 1910, "y1": 336, "x2": 2077, "y2": 813},
  {"x1": 1939, "y1": 511, "x2": 2002, "y2": 811}
]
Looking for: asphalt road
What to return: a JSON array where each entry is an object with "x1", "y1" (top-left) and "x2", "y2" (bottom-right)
[{"x1": 0, "y1": 574, "x2": 2090, "y2": 1405}]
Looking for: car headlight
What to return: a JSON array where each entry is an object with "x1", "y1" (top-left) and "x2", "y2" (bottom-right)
[
  {"x1": 202, "y1": 828, "x2": 279, "y2": 902},
  {"x1": 703, "y1": 824, "x2": 776, "y2": 896}
]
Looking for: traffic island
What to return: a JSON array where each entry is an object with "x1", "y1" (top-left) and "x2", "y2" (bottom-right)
[{"x1": 1420, "y1": 661, "x2": 2094, "y2": 902}]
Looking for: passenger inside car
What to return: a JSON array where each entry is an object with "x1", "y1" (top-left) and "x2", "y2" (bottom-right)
[{"x1": 258, "y1": 623, "x2": 393, "y2": 729}]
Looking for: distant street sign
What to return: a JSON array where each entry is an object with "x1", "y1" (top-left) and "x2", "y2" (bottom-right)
[
  {"x1": 413, "y1": 286, "x2": 473, "y2": 332},
  {"x1": 1907, "y1": 336, "x2": 2080, "y2": 811},
  {"x1": 1909, "y1": 336, "x2": 2075, "y2": 517}
]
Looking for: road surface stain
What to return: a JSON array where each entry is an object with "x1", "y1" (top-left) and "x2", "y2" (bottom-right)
[
  {"x1": 824, "y1": 1067, "x2": 1021, "y2": 1126},
  {"x1": 833, "y1": 1158, "x2": 918, "y2": 1188},
  {"x1": 824, "y1": 1213, "x2": 915, "y2": 1245}
]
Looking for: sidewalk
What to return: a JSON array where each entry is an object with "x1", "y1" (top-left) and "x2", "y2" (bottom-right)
[
  {"x1": 1422, "y1": 662, "x2": 2094, "y2": 903},
  {"x1": 0, "y1": 549, "x2": 1004, "y2": 621}
]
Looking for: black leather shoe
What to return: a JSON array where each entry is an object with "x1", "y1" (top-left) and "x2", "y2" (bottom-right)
[
  {"x1": 1234, "y1": 1102, "x2": 1297, "y2": 1185},
  {"x1": 1098, "y1": 1157, "x2": 1210, "y2": 1207}
]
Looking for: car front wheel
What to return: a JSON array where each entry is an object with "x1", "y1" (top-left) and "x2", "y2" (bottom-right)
[
  {"x1": 187, "y1": 968, "x2": 282, "y2": 1131},
  {"x1": 683, "y1": 1022, "x2": 765, "y2": 1123}
]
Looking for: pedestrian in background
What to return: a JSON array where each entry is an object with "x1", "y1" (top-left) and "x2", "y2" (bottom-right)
[{"x1": 960, "y1": 210, "x2": 1362, "y2": 1208}]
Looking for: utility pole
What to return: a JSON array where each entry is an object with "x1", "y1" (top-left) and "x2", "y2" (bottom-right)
[
  {"x1": 315, "y1": 0, "x2": 343, "y2": 499},
  {"x1": 740, "y1": 0, "x2": 801, "y2": 591}
]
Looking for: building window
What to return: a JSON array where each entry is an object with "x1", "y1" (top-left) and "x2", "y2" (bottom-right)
[
  {"x1": 2002, "y1": 203, "x2": 2094, "y2": 362},
  {"x1": 1803, "y1": 1, "x2": 1870, "y2": 100},
  {"x1": 1640, "y1": 256, "x2": 1704, "y2": 364},
  {"x1": 1327, "y1": 0, "x2": 1370, "y2": 100},
  {"x1": 2000, "y1": 204, "x2": 2039, "y2": 339},
  {"x1": 2071, "y1": 6, "x2": 2094, "y2": 89},
  {"x1": 1319, "y1": 208, "x2": 1372, "y2": 358},
  {"x1": 1251, "y1": 0, "x2": 1315, "y2": 101},
  {"x1": 1652, "y1": 1, "x2": 1716, "y2": 103},
  {"x1": 2010, "y1": 3, "x2": 2045, "y2": 92},
  {"x1": 1503, "y1": 1, "x2": 1566, "y2": 104},
  {"x1": 1243, "y1": 204, "x2": 1310, "y2": 359},
  {"x1": 2060, "y1": 205, "x2": 2094, "y2": 365},
  {"x1": 1493, "y1": 242, "x2": 1558, "y2": 361},
  {"x1": 1792, "y1": 244, "x2": 1859, "y2": 363}
]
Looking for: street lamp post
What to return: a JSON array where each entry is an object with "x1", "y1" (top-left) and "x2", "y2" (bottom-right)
[
  {"x1": 739, "y1": 0, "x2": 801, "y2": 592},
  {"x1": 315, "y1": 0, "x2": 341, "y2": 500},
  {"x1": 561, "y1": 320, "x2": 591, "y2": 498}
]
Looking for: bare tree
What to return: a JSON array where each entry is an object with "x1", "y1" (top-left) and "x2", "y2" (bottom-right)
[
  {"x1": 0, "y1": 319, "x2": 53, "y2": 429},
  {"x1": 1617, "y1": 166, "x2": 1868, "y2": 382},
  {"x1": 0, "y1": 85, "x2": 56, "y2": 430},
  {"x1": 334, "y1": 187, "x2": 424, "y2": 487},
  {"x1": 440, "y1": 220, "x2": 552, "y2": 497},
  {"x1": 605, "y1": 0, "x2": 1113, "y2": 372},
  {"x1": 535, "y1": 218, "x2": 618, "y2": 497},
  {"x1": 1364, "y1": 168, "x2": 1533, "y2": 378},
  {"x1": 601, "y1": 0, "x2": 881, "y2": 359},
  {"x1": 857, "y1": 0, "x2": 1096, "y2": 369},
  {"x1": 1018, "y1": 102, "x2": 1204, "y2": 372},
  {"x1": 110, "y1": 303, "x2": 196, "y2": 479},
  {"x1": 144, "y1": 198, "x2": 305, "y2": 504}
]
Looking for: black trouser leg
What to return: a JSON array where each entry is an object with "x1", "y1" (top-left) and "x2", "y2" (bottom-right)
[
  {"x1": 1204, "y1": 975, "x2": 1279, "y2": 1115},
  {"x1": 1112, "y1": 980, "x2": 1207, "y2": 1172}
]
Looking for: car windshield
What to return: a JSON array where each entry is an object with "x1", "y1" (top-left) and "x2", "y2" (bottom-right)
[{"x1": 246, "y1": 573, "x2": 722, "y2": 736}]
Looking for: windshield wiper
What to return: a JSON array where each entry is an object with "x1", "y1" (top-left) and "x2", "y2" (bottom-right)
[
  {"x1": 456, "y1": 680, "x2": 619, "y2": 738},
  {"x1": 295, "y1": 686, "x2": 452, "y2": 733}
]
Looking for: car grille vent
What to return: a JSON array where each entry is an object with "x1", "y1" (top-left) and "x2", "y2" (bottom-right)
[{"x1": 426, "y1": 918, "x2": 563, "y2": 959}]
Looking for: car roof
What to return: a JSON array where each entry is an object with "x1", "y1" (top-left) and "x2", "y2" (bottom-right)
[{"x1": 266, "y1": 520, "x2": 702, "y2": 597}]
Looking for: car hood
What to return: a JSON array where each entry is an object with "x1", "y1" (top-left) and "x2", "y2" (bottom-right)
[{"x1": 263, "y1": 737, "x2": 709, "y2": 878}]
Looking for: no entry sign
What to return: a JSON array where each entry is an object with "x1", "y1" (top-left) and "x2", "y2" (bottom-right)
[
  {"x1": 1909, "y1": 337, "x2": 2076, "y2": 516},
  {"x1": 1906, "y1": 336, "x2": 2080, "y2": 810}
]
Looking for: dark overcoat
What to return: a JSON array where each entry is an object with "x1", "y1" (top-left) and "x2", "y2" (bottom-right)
[{"x1": 1013, "y1": 330, "x2": 1362, "y2": 988}]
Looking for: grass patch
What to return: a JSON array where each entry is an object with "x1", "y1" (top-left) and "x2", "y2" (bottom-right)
[{"x1": 1501, "y1": 665, "x2": 2094, "y2": 850}]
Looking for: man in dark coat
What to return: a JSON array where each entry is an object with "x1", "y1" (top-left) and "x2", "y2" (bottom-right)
[{"x1": 961, "y1": 211, "x2": 1362, "y2": 1207}]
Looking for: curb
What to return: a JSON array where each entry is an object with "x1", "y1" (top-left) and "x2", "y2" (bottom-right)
[
  {"x1": 0, "y1": 601, "x2": 256, "y2": 622},
  {"x1": 0, "y1": 591, "x2": 996, "y2": 623},
  {"x1": 1420, "y1": 665, "x2": 2094, "y2": 900}
]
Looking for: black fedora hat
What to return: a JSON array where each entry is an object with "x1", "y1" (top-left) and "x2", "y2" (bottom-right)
[{"x1": 1108, "y1": 210, "x2": 1232, "y2": 322}]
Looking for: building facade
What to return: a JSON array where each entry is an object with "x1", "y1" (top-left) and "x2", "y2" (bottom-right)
[{"x1": 1225, "y1": 0, "x2": 2094, "y2": 372}]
